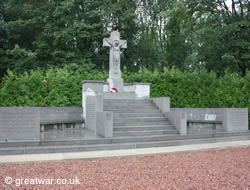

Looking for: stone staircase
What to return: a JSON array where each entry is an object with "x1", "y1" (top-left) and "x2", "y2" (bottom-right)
[
  {"x1": 103, "y1": 99, "x2": 178, "y2": 138},
  {"x1": 0, "y1": 99, "x2": 250, "y2": 155},
  {"x1": 0, "y1": 131, "x2": 249, "y2": 155}
]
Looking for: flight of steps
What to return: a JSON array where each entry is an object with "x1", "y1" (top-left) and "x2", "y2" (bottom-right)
[
  {"x1": 1, "y1": 99, "x2": 250, "y2": 155},
  {"x1": 103, "y1": 99, "x2": 179, "y2": 138},
  {"x1": 1, "y1": 131, "x2": 250, "y2": 155}
]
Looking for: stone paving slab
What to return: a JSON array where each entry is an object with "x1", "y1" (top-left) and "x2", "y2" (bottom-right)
[{"x1": 0, "y1": 140, "x2": 249, "y2": 164}]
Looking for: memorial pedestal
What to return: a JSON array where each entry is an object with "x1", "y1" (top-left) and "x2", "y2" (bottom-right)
[{"x1": 107, "y1": 77, "x2": 124, "y2": 92}]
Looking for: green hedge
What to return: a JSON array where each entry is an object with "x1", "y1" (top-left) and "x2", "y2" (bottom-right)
[
  {"x1": 0, "y1": 67, "x2": 108, "y2": 107},
  {"x1": 0, "y1": 67, "x2": 249, "y2": 127}
]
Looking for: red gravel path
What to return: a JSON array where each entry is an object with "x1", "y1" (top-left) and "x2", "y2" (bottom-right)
[{"x1": 0, "y1": 147, "x2": 249, "y2": 189}]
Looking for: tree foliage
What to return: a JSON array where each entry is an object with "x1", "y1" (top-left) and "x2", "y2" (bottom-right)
[{"x1": 0, "y1": 0, "x2": 249, "y2": 78}]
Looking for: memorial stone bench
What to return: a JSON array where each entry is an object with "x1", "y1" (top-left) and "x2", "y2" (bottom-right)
[
  {"x1": 187, "y1": 114, "x2": 222, "y2": 129},
  {"x1": 40, "y1": 119, "x2": 84, "y2": 132}
]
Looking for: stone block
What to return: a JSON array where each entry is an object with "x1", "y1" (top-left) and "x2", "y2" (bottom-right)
[
  {"x1": 96, "y1": 111, "x2": 113, "y2": 138},
  {"x1": 151, "y1": 97, "x2": 170, "y2": 112},
  {"x1": 82, "y1": 80, "x2": 104, "y2": 93},
  {"x1": 40, "y1": 107, "x2": 84, "y2": 124},
  {"x1": 0, "y1": 107, "x2": 40, "y2": 141},
  {"x1": 103, "y1": 83, "x2": 109, "y2": 92},
  {"x1": 171, "y1": 108, "x2": 223, "y2": 121},
  {"x1": 165, "y1": 111, "x2": 187, "y2": 135},
  {"x1": 124, "y1": 83, "x2": 151, "y2": 99},
  {"x1": 171, "y1": 108, "x2": 249, "y2": 133},
  {"x1": 85, "y1": 95, "x2": 103, "y2": 133},
  {"x1": 223, "y1": 108, "x2": 248, "y2": 132},
  {"x1": 82, "y1": 80, "x2": 104, "y2": 120},
  {"x1": 107, "y1": 78, "x2": 124, "y2": 92}
]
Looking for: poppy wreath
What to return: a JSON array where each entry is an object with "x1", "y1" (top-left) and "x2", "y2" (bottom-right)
[{"x1": 110, "y1": 88, "x2": 118, "y2": 93}]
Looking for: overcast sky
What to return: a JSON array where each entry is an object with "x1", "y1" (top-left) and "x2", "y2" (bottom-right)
[{"x1": 226, "y1": 0, "x2": 232, "y2": 9}]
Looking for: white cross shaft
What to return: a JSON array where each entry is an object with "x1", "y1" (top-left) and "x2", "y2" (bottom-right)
[{"x1": 103, "y1": 31, "x2": 127, "y2": 78}]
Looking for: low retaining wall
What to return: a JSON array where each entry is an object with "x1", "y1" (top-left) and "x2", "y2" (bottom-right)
[
  {"x1": 222, "y1": 108, "x2": 248, "y2": 132},
  {"x1": 0, "y1": 107, "x2": 40, "y2": 142},
  {"x1": 165, "y1": 111, "x2": 187, "y2": 135},
  {"x1": 171, "y1": 108, "x2": 249, "y2": 132},
  {"x1": 170, "y1": 108, "x2": 223, "y2": 121},
  {"x1": 40, "y1": 107, "x2": 84, "y2": 124},
  {"x1": 40, "y1": 107, "x2": 84, "y2": 131},
  {"x1": 0, "y1": 107, "x2": 84, "y2": 142},
  {"x1": 96, "y1": 111, "x2": 113, "y2": 138},
  {"x1": 152, "y1": 97, "x2": 170, "y2": 112},
  {"x1": 124, "y1": 83, "x2": 151, "y2": 99}
]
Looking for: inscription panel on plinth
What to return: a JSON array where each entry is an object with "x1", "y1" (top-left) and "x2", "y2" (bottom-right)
[{"x1": 0, "y1": 107, "x2": 40, "y2": 141}]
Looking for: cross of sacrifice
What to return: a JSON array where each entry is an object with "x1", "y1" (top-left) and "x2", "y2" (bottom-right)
[{"x1": 103, "y1": 31, "x2": 127, "y2": 77}]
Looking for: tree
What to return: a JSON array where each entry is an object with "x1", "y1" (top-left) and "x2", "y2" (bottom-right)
[
  {"x1": 185, "y1": 0, "x2": 250, "y2": 76},
  {"x1": 0, "y1": 0, "x2": 249, "y2": 77},
  {"x1": 34, "y1": 0, "x2": 105, "y2": 69},
  {"x1": 0, "y1": 0, "x2": 49, "y2": 75}
]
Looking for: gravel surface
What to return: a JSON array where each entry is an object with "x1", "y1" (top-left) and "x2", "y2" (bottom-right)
[{"x1": 0, "y1": 147, "x2": 249, "y2": 189}]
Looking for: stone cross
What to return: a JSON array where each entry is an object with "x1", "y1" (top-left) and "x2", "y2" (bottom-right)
[{"x1": 103, "y1": 31, "x2": 127, "y2": 79}]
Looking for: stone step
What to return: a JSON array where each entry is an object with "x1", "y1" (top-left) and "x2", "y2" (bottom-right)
[
  {"x1": 104, "y1": 99, "x2": 153, "y2": 103},
  {"x1": 135, "y1": 135, "x2": 250, "y2": 149},
  {"x1": 114, "y1": 117, "x2": 169, "y2": 122},
  {"x1": 114, "y1": 113, "x2": 165, "y2": 118},
  {"x1": 114, "y1": 125, "x2": 176, "y2": 132},
  {"x1": 0, "y1": 144, "x2": 136, "y2": 155},
  {"x1": 1, "y1": 135, "x2": 249, "y2": 155},
  {"x1": 114, "y1": 130, "x2": 179, "y2": 137},
  {"x1": 1, "y1": 132, "x2": 249, "y2": 148},
  {"x1": 104, "y1": 101, "x2": 155, "y2": 105},
  {"x1": 104, "y1": 106, "x2": 159, "y2": 110},
  {"x1": 104, "y1": 105, "x2": 157, "y2": 109},
  {"x1": 114, "y1": 120, "x2": 172, "y2": 126},
  {"x1": 104, "y1": 109, "x2": 161, "y2": 113},
  {"x1": 111, "y1": 132, "x2": 250, "y2": 144}
]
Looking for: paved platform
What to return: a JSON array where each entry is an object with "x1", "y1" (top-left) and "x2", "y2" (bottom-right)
[
  {"x1": 39, "y1": 127, "x2": 224, "y2": 141},
  {"x1": 40, "y1": 128, "x2": 103, "y2": 141},
  {"x1": 0, "y1": 140, "x2": 249, "y2": 164}
]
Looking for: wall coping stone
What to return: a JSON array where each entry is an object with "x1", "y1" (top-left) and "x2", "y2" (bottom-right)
[
  {"x1": 82, "y1": 80, "x2": 104, "y2": 84},
  {"x1": 124, "y1": 82, "x2": 151, "y2": 86}
]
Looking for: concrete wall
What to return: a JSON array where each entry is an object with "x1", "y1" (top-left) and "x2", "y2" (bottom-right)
[
  {"x1": 165, "y1": 111, "x2": 187, "y2": 135},
  {"x1": 151, "y1": 97, "x2": 186, "y2": 135},
  {"x1": 171, "y1": 108, "x2": 223, "y2": 121},
  {"x1": 0, "y1": 107, "x2": 40, "y2": 142},
  {"x1": 40, "y1": 107, "x2": 84, "y2": 124},
  {"x1": 82, "y1": 80, "x2": 104, "y2": 120},
  {"x1": 124, "y1": 83, "x2": 151, "y2": 99},
  {"x1": 223, "y1": 108, "x2": 248, "y2": 132},
  {"x1": 85, "y1": 96, "x2": 103, "y2": 133},
  {"x1": 0, "y1": 107, "x2": 85, "y2": 142},
  {"x1": 171, "y1": 108, "x2": 249, "y2": 132},
  {"x1": 151, "y1": 97, "x2": 170, "y2": 112},
  {"x1": 103, "y1": 83, "x2": 109, "y2": 92},
  {"x1": 96, "y1": 111, "x2": 113, "y2": 138}
]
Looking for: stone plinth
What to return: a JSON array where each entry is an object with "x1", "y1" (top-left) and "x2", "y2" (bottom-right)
[
  {"x1": 96, "y1": 111, "x2": 113, "y2": 138},
  {"x1": 223, "y1": 108, "x2": 248, "y2": 132},
  {"x1": 82, "y1": 80, "x2": 104, "y2": 133},
  {"x1": 124, "y1": 83, "x2": 151, "y2": 99},
  {"x1": 82, "y1": 80, "x2": 104, "y2": 119},
  {"x1": 151, "y1": 97, "x2": 170, "y2": 112},
  {"x1": 0, "y1": 107, "x2": 40, "y2": 142},
  {"x1": 107, "y1": 77, "x2": 124, "y2": 92}
]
